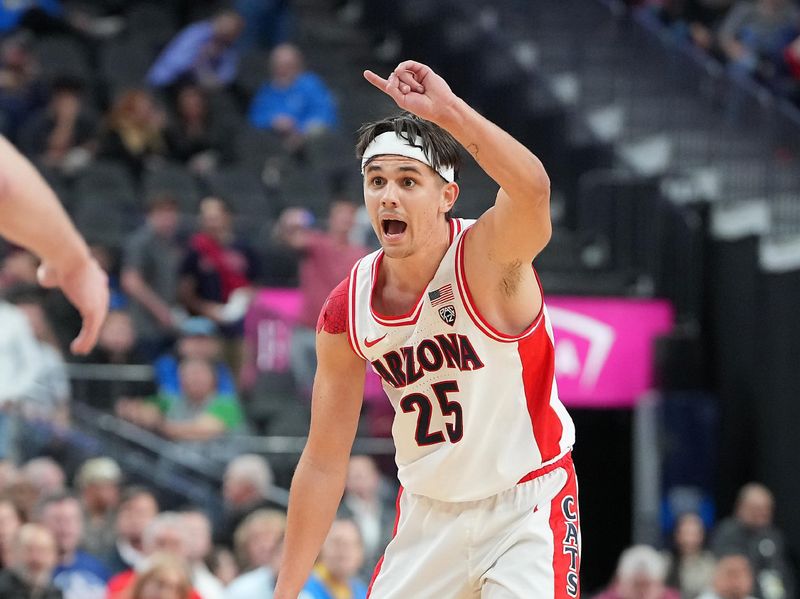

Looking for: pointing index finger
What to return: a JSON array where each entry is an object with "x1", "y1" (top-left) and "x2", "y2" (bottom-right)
[{"x1": 363, "y1": 70, "x2": 389, "y2": 91}]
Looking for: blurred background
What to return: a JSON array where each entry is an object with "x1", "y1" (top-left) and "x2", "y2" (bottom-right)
[{"x1": 0, "y1": 0, "x2": 799, "y2": 598}]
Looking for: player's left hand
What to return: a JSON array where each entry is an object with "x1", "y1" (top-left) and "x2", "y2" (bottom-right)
[
  {"x1": 38, "y1": 257, "x2": 109, "y2": 355},
  {"x1": 364, "y1": 61, "x2": 458, "y2": 125}
]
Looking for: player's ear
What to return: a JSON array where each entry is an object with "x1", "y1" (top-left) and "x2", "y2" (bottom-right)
[{"x1": 440, "y1": 181, "x2": 459, "y2": 215}]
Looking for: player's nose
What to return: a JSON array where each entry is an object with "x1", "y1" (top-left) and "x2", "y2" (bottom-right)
[{"x1": 379, "y1": 186, "x2": 399, "y2": 208}]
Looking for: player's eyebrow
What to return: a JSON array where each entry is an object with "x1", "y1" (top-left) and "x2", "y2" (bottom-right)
[{"x1": 365, "y1": 163, "x2": 424, "y2": 175}]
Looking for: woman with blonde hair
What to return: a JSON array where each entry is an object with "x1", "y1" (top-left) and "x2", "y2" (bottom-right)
[
  {"x1": 226, "y1": 509, "x2": 286, "y2": 598},
  {"x1": 98, "y1": 88, "x2": 167, "y2": 178},
  {"x1": 129, "y1": 553, "x2": 194, "y2": 599}
]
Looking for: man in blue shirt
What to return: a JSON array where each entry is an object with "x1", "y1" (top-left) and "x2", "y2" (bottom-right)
[
  {"x1": 37, "y1": 492, "x2": 110, "y2": 599},
  {"x1": 147, "y1": 10, "x2": 244, "y2": 90},
  {"x1": 248, "y1": 43, "x2": 337, "y2": 147},
  {"x1": 300, "y1": 518, "x2": 367, "y2": 599}
]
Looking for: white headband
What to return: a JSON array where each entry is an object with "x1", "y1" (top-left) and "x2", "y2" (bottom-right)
[{"x1": 360, "y1": 131, "x2": 455, "y2": 183}]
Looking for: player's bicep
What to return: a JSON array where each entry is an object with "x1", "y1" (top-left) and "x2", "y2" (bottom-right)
[{"x1": 303, "y1": 330, "x2": 365, "y2": 470}]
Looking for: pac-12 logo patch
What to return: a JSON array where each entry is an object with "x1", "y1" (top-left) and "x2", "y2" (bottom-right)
[{"x1": 438, "y1": 305, "x2": 456, "y2": 325}]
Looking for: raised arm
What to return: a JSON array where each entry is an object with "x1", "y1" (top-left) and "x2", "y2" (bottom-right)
[
  {"x1": 365, "y1": 61, "x2": 550, "y2": 334},
  {"x1": 273, "y1": 327, "x2": 366, "y2": 599},
  {"x1": 0, "y1": 135, "x2": 108, "y2": 354}
]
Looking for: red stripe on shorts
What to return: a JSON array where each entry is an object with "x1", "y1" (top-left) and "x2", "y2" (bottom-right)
[
  {"x1": 549, "y1": 455, "x2": 581, "y2": 599},
  {"x1": 366, "y1": 486, "x2": 403, "y2": 598}
]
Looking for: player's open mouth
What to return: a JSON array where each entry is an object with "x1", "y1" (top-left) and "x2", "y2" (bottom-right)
[{"x1": 381, "y1": 218, "x2": 407, "y2": 240}]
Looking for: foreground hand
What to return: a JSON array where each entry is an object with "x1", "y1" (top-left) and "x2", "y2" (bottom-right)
[
  {"x1": 364, "y1": 60, "x2": 458, "y2": 125},
  {"x1": 38, "y1": 257, "x2": 109, "y2": 355}
]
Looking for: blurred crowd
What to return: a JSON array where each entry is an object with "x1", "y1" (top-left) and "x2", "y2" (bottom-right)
[
  {"x1": 634, "y1": 0, "x2": 800, "y2": 104},
  {"x1": 592, "y1": 484, "x2": 794, "y2": 599},
  {"x1": 0, "y1": 451, "x2": 396, "y2": 599}
]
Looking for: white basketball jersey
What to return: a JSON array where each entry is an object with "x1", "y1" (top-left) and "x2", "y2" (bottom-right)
[{"x1": 348, "y1": 219, "x2": 575, "y2": 502}]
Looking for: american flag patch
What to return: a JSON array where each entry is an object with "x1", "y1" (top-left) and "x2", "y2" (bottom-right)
[{"x1": 428, "y1": 284, "x2": 455, "y2": 307}]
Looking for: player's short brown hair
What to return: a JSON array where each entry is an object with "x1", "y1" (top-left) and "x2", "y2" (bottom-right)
[{"x1": 356, "y1": 112, "x2": 462, "y2": 183}]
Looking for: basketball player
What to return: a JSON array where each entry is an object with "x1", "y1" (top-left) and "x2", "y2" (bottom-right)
[
  {"x1": 0, "y1": 136, "x2": 108, "y2": 354},
  {"x1": 274, "y1": 61, "x2": 579, "y2": 599}
]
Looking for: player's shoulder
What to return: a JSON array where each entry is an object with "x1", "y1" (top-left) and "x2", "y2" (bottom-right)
[{"x1": 316, "y1": 277, "x2": 350, "y2": 335}]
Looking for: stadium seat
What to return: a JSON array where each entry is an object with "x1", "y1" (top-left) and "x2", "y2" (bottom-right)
[
  {"x1": 74, "y1": 160, "x2": 138, "y2": 211},
  {"x1": 34, "y1": 36, "x2": 91, "y2": 78},
  {"x1": 71, "y1": 193, "x2": 132, "y2": 247},
  {"x1": 142, "y1": 162, "x2": 202, "y2": 213},
  {"x1": 205, "y1": 167, "x2": 274, "y2": 220}
]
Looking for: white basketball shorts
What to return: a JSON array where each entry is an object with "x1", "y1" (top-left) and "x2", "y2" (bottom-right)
[{"x1": 366, "y1": 453, "x2": 581, "y2": 599}]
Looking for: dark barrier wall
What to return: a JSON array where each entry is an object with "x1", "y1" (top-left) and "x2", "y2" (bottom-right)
[
  {"x1": 708, "y1": 203, "x2": 770, "y2": 512},
  {"x1": 755, "y1": 244, "x2": 800, "y2": 577}
]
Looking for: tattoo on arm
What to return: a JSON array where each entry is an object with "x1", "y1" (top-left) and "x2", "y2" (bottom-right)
[{"x1": 467, "y1": 143, "x2": 479, "y2": 159}]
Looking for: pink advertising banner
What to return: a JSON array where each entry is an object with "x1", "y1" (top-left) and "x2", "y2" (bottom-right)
[
  {"x1": 248, "y1": 290, "x2": 674, "y2": 409},
  {"x1": 546, "y1": 297, "x2": 674, "y2": 408}
]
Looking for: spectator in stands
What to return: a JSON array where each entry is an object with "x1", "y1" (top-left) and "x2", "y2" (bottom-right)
[
  {"x1": 147, "y1": 11, "x2": 245, "y2": 92},
  {"x1": 656, "y1": 0, "x2": 736, "y2": 52},
  {"x1": 129, "y1": 553, "x2": 194, "y2": 599},
  {"x1": 339, "y1": 455, "x2": 395, "y2": 578},
  {"x1": 217, "y1": 455, "x2": 277, "y2": 547},
  {"x1": 35, "y1": 491, "x2": 110, "y2": 599},
  {"x1": 299, "y1": 518, "x2": 367, "y2": 599},
  {"x1": 181, "y1": 508, "x2": 225, "y2": 599},
  {"x1": 248, "y1": 44, "x2": 337, "y2": 153},
  {"x1": 0, "y1": 248, "x2": 38, "y2": 291},
  {"x1": 21, "y1": 458, "x2": 65, "y2": 500},
  {"x1": 178, "y1": 197, "x2": 259, "y2": 331},
  {"x1": 710, "y1": 483, "x2": 794, "y2": 599},
  {"x1": 718, "y1": 0, "x2": 799, "y2": 82},
  {"x1": 664, "y1": 512, "x2": 717, "y2": 599},
  {"x1": 165, "y1": 84, "x2": 234, "y2": 176},
  {"x1": 0, "y1": 460, "x2": 17, "y2": 490},
  {"x1": 593, "y1": 545, "x2": 681, "y2": 599},
  {"x1": 0, "y1": 523, "x2": 61, "y2": 599},
  {"x1": 121, "y1": 193, "x2": 183, "y2": 359},
  {"x1": 206, "y1": 546, "x2": 238, "y2": 587},
  {"x1": 0, "y1": 496, "x2": 23, "y2": 569},
  {"x1": 18, "y1": 77, "x2": 96, "y2": 175},
  {"x1": 9, "y1": 296, "x2": 70, "y2": 427},
  {"x1": 0, "y1": 1, "x2": 63, "y2": 35},
  {"x1": 260, "y1": 206, "x2": 314, "y2": 287},
  {"x1": 0, "y1": 1, "x2": 122, "y2": 40},
  {"x1": 107, "y1": 513, "x2": 202, "y2": 599},
  {"x1": 226, "y1": 509, "x2": 286, "y2": 598},
  {"x1": 289, "y1": 198, "x2": 367, "y2": 398},
  {"x1": 698, "y1": 554, "x2": 757, "y2": 599},
  {"x1": 132, "y1": 358, "x2": 244, "y2": 442},
  {"x1": 6, "y1": 478, "x2": 38, "y2": 523},
  {"x1": 0, "y1": 33, "x2": 47, "y2": 142},
  {"x1": 235, "y1": 0, "x2": 291, "y2": 50},
  {"x1": 79, "y1": 309, "x2": 156, "y2": 408},
  {"x1": 75, "y1": 457, "x2": 122, "y2": 561},
  {"x1": 782, "y1": 34, "x2": 800, "y2": 104},
  {"x1": 97, "y1": 89, "x2": 168, "y2": 179},
  {"x1": 154, "y1": 317, "x2": 236, "y2": 396},
  {"x1": 105, "y1": 486, "x2": 159, "y2": 575}
]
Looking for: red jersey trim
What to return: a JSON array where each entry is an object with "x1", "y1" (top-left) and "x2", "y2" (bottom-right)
[
  {"x1": 348, "y1": 260, "x2": 368, "y2": 360},
  {"x1": 454, "y1": 227, "x2": 544, "y2": 343},
  {"x1": 368, "y1": 220, "x2": 461, "y2": 327},
  {"x1": 369, "y1": 252, "x2": 425, "y2": 326}
]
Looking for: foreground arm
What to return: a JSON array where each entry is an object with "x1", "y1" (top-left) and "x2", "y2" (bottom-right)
[
  {"x1": 0, "y1": 136, "x2": 108, "y2": 354},
  {"x1": 273, "y1": 329, "x2": 365, "y2": 599}
]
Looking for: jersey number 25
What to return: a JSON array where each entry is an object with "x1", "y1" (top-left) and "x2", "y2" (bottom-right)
[{"x1": 400, "y1": 380, "x2": 463, "y2": 446}]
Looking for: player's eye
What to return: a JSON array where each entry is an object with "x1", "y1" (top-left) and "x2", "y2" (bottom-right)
[
  {"x1": 403, "y1": 178, "x2": 416, "y2": 188},
  {"x1": 371, "y1": 177, "x2": 385, "y2": 187}
]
